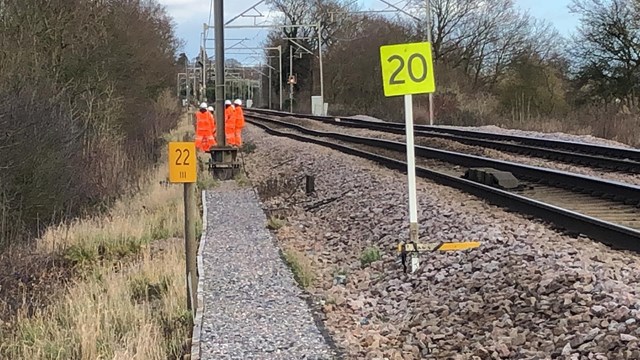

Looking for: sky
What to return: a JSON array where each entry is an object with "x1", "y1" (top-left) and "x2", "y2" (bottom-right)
[{"x1": 158, "y1": 0, "x2": 578, "y2": 63}]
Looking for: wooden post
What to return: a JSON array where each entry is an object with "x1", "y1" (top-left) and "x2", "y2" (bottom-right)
[
  {"x1": 184, "y1": 182, "x2": 197, "y2": 312},
  {"x1": 175, "y1": 134, "x2": 198, "y2": 313},
  {"x1": 305, "y1": 175, "x2": 315, "y2": 195}
]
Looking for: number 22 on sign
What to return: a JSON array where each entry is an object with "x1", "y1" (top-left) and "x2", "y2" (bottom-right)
[{"x1": 169, "y1": 142, "x2": 197, "y2": 183}]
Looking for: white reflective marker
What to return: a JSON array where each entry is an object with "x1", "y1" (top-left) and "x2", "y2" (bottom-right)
[{"x1": 404, "y1": 94, "x2": 419, "y2": 266}]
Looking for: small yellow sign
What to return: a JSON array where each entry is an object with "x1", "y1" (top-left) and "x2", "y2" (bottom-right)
[
  {"x1": 380, "y1": 42, "x2": 436, "y2": 97},
  {"x1": 169, "y1": 142, "x2": 197, "y2": 183},
  {"x1": 438, "y1": 242, "x2": 481, "y2": 251},
  {"x1": 397, "y1": 241, "x2": 481, "y2": 253}
]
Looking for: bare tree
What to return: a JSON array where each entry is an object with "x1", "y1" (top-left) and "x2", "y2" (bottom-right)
[
  {"x1": 264, "y1": 0, "x2": 361, "y2": 108},
  {"x1": 0, "y1": 0, "x2": 180, "y2": 247},
  {"x1": 570, "y1": 0, "x2": 640, "y2": 105},
  {"x1": 407, "y1": 0, "x2": 560, "y2": 89}
]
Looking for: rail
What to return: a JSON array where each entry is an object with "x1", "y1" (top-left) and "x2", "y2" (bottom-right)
[
  {"x1": 246, "y1": 113, "x2": 640, "y2": 252},
  {"x1": 247, "y1": 108, "x2": 640, "y2": 172}
]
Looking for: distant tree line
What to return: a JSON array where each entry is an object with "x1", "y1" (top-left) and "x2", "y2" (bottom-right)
[
  {"x1": 262, "y1": 0, "x2": 640, "y2": 145},
  {"x1": 0, "y1": 0, "x2": 181, "y2": 247}
]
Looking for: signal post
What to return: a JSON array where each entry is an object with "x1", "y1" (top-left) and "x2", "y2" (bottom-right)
[
  {"x1": 379, "y1": 42, "x2": 480, "y2": 273},
  {"x1": 168, "y1": 142, "x2": 198, "y2": 311}
]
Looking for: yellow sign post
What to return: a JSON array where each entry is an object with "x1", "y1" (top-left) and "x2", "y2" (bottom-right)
[
  {"x1": 169, "y1": 142, "x2": 197, "y2": 183},
  {"x1": 380, "y1": 43, "x2": 480, "y2": 273},
  {"x1": 382, "y1": 42, "x2": 466, "y2": 273},
  {"x1": 168, "y1": 141, "x2": 197, "y2": 311}
]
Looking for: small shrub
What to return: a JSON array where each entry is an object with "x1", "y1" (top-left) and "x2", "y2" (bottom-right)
[
  {"x1": 64, "y1": 244, "x2": 98, "y2": 267},
  {"x1": 360, "y1": 246, "x2": 381, "y2": 268},
  {"x1": 266, "y1": 216, "x2": 285, "y2": 230},
  {"x1": 150, "y1": 218, "x2": 171, "y2": 240},
  {"x1": 234, "y1": 172, "x2": 251, "y2": 187},
  {"x1": 240, "y1": 141, "x2": 257, "y2": 154},
  {"x1": 197, "y1": 177, "x2": 218, "y2": 190},
  {"x1": 129, "y1": 275, "x2": 170, "y2": 303},
  {"x1": 160, "y1": 308, "x2": 192, "y2": 356},
  {"x1": 334, "y1": 267, "x2": 348, "y2": 276},
  {"x1": 100, "y1": 235, "x2": 148, "y2": 259},
  {"x1": 63, "y1": 234, "x2": 149, "y2": 267},
  {"x1": 283, "y1": 248, "x2": 315, "y2": 288}
]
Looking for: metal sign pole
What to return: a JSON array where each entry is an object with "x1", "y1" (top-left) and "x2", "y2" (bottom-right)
[
  {"x1": 214, "y1": 0, "x2": 225, "y2": 146},
  {"x1": 278, "y1": 45, "x2": 283, "y2": 110},
  {"x1": 426, "y1": 0, "x2": 434, "y2": 126},
  {"x1": 317, "y1": 21, "x2": 324, "y2": 109},
  {"x1": 404, "y1": 94, "x2": 419, "y2": 272},
  {"x1": 268, "y1": 60, "x2": 272, "y2": 109},
  {"x1": 289, "y1": 45, "x2": 294, "y2": 112}
]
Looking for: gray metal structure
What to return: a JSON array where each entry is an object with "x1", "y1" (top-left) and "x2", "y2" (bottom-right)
[{"x1": 214, "y1": 0, "x2": 224, "y2": 145}]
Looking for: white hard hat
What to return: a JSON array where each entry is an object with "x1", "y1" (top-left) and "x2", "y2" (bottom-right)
[
  {"x1": 199, "y1": 102, "x2": 207, "y2": 109},
  {"x1": 225, "y1": 100, "x2": 232, "y2": 105},
  {"x1": 234, "y1": 99, "x2": 242, "y2": 106},
  {"x1": 207, "y1": 106, "x2": 214, "y2": 111}
]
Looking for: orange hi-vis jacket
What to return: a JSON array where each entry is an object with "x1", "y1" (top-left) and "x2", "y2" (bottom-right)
[
  {"x1": 234, "y1": 106, "x2": 245, "y2": 146},
  {"x1": 195, "y1": 110, "x2": 216, "y2": 151},
  {"x1": 224, "y1": 105, "x2": 236, "y2": 146}
]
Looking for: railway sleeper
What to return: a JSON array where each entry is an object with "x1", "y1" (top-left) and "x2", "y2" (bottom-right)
[{"x1": 623, "y1": 199, "x2": 640, "y2": 206}]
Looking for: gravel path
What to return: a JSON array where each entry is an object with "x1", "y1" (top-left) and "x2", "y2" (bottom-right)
[
  {"x1": 242, "y1": 124, "x2": 640, "y2": 359},
  {"x1": 199, "y1": 184, "x2": 338, "y2": 359}
]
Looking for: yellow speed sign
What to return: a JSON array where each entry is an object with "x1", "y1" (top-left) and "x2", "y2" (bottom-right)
[
  {"x1": 168, "y1": 142, "x2": 197, "y2": 183},
  {"x1": 380, "y1": 42, "x2": 436, "y2": 97}
]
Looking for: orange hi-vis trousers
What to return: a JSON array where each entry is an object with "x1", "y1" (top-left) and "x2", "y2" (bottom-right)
[
  {"x1": 234, "y1": 106, "x2": 245, "y2": 146},
  {"x1": 224, "y1": 106, "x2": 237, "y2": 146}
]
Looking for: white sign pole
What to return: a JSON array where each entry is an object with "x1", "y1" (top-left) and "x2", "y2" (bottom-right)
[{"x1": 404, "y1": 94, "x2": 420, "y2": 273}]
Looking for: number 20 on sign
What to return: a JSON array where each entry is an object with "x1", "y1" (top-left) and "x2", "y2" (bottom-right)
[
  {"x1": 169, "y1": 142, "x2": 197, "y2": 183},
  {"x1": 380, "y1": 42, "x2": 436, "y2": 97},
  {"x1": 380, "y1": 42, "x2": 435, "y2": 272}
]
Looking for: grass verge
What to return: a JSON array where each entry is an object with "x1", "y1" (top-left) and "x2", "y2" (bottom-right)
[
  {"x1": 0, "y1": 112, "x2": 195, "y2": 359},
  {"x1": 0, "y1": 240, "x2": 189, "y2": 359}
]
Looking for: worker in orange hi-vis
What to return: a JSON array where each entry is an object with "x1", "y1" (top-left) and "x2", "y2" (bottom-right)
[
  {"x1": 224, "y1": 100, "x2": 237, "y2": 146},
  {"x1": 207, "y1": 105, "x2": 216, "y2": 145},
  {"x1": 195, "y1": 102, "x2": 216, "y2": 152},
  {"x1": 233, "y1": 99, "x2": 246, "y2": 147}
]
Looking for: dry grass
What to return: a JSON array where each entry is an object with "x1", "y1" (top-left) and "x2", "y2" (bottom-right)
[
  {"x1": 282, "y1": 247, "x2": 315, "y2": 289},
  {"x1": 39, "y1": 170, "x2": 184, "y2": 267},
  {"x1": 38, "y1": 116, "x2": 196, "y2": 265},
  {"x1": 0, "y1": 240, "x2": 189, "y2": 359},
  {"x1": 196, "y1": 153, "x2": 218, "y2": 190},
  {"x1": 234, "y1": 171, "x2": 251, "y2": 187},
  {"x1": 0, "y1": 112, "x2": 195, "y2": 360}
]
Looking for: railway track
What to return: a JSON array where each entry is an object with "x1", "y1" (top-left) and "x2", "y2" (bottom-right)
[
  {"x1": 245, "y1": 112, "x2": 640, "y2": 252},
  {"x1": 247, "y1": 108, "x2": 640, "y2": 173}
]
